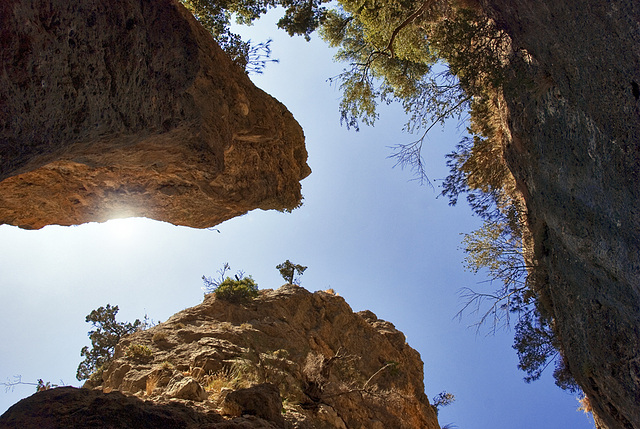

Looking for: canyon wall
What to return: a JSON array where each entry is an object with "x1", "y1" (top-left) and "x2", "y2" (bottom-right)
[
  {"x1": 483, "y1": 1, "x2": 640, "y2": 428},
  {"x1": 0, "y1": 0, "x2": 310, "y2": 229}
]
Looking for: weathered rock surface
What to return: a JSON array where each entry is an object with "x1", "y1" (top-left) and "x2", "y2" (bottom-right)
[
  {"x1": 0, "y1": 286, "x2": 441, "y2": 428},
  {"x1": 0, "y1": 386, "x2": 229, "y2": 429},
  {"x1": 0, "y1": 0, "x2": 310, "y2": 229},
  {"x1": 220, "y1": 383, "x2": 285, "y2": 427},
  {"x1": 482, "y1": 1, "x2": 640, "y2": 428}
]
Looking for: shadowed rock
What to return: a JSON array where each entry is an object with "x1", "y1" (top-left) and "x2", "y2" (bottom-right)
[
  {"x1": 0, "y1": 0, "x2": 310, "y2": 229},
  {"x1": 0, "y1": 386, "x2": 225, "y2": 428},
  {"x1": 220, "y1": 384, "x2": 284, "y2": 427},
  {"x1": 482, "y1": 1, "x2": 640, "y2": 427}
]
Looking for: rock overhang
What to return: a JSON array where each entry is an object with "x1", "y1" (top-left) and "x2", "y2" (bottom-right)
[{"x1": 0, "y1": 0, "x2": 310, "y2": 229}]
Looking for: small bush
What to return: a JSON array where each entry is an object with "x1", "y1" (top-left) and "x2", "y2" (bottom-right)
[
  {"x1": 218, "y1": 321, "x2": 234, "y2": 331},
  {"x1": 214, "y1": 277, "x2": 259, "y2": 303},
  {"x1": 432, "y1": 391, "x2": 456, "y2": 416},
  {"x1": 126, "y1": 344, "x2": 153, "y2": 363},
  {"x1": 159, "y1": 361, "x2": 174, "y2": 371},
  {"x1": 152, "y1": 332, "x2": 168, "y2": 344}
]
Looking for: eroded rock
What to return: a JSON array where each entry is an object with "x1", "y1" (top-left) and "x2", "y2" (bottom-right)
[
  {"x1": 0, "y1": 386, "x2": 225, "y2": 428},
  {"x1": 0, "y1": 0, "x2": 310, "y2": 229},
  {"x1": 166, "y1": 375, "x2": 208, "y2": 401},
  {"x1": 67, "y1": 285, "x2": 440, "y2": 429},
  {"x1": 220, "y1": 383, "x2": 284, "y2": 427}
]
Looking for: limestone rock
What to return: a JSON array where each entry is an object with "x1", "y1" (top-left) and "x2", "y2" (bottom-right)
[
  {"x1": 0, "y1": 0, "x2": 310, "y2": 229},
  {"x1": 220, "y1": 383, "x2": 284, "y2": 427},
  {"x1": 481, "y1": 1, "x2": 640, "y2": 428},
  {"x1": 166, "y1": 375, "x2": 208, "y2": 401},
  {"x1": 2, "y1": 285, "x2": 440, "y2": 429}
]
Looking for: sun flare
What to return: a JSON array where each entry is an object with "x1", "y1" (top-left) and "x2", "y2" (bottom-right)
[{"x1": 104, "y1": 218, "x2": 138, "y2": 242}]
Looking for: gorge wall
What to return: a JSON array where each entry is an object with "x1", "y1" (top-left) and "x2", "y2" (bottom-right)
[
  {"x1": 482, "y1": 1, "x2": 640, "y2": 428},
  {"x1": 0, "y1": 285, "x2": 441, "y2": 429},
  {"x1": 0, "y1": 0, "x2": 310, "y2": 229}
]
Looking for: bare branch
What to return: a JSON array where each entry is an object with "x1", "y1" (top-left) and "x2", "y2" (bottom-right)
[
  {"x1": 388, "y1": 94, "x2": 471, "y2": 186},
  {"x1": 2, "y1": 376, "x2": 62, "y2": 393}
]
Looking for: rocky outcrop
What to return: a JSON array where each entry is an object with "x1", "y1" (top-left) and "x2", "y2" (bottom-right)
[
  {"x1": 481, "y1": 1, "x2": 640, "y2": 428},
  {"x1": 0, "y1": 286, "x2": 440, "y2": 428},
  {"x1": 0, "y1": 387, "x2": 228, "y2": 429},
  {"x1": 0, "y1": 0, "x2": 310, "y2": 229}
]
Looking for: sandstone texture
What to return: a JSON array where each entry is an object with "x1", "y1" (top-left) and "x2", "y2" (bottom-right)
[
  {"x1": 482, "y1": 1, "x2": 640, "y2": 428},
  {"x1": 0, "y1": 0, "x2": 310, "y2": 229},
  {"x1": 0, "y1": 285, "x2": 440, "y2": 428}
]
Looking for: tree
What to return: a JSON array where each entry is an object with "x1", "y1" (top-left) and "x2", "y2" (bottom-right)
[
  {"x1": 179, "y1": 0, "x2": 329, "y2": 72},
  {"x1": 276, "y1": 260, "x2": 307, "y2": 285},
  {"x1": 76, "y1": 305, "x2": 143, "y2": 381}
]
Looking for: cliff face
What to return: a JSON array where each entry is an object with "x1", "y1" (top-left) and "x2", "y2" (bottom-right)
[
  {"x1": 482, "y1": 1, "x2": 640, "y2": 428},
  {"x1": 0, "y1": 0, "x2": 310, "y2": 229},
  {"x1": 0, "y1": 286, "x2": 440, "y2": 429}
]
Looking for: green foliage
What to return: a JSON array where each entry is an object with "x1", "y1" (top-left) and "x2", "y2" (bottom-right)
[
  {"x1": 179, "y1": 0, "x2": 328, "y2": 72},
  {"x1": 319, "y1": 0, "x2": 443, "y2": 131},
  {"x1": 126, "y1": 344, "x2": 153, "y2": 363},
  {"x1": 180, "y1": 0, "x2": 275, "y2": 72},
  {"x1": 513, "y1": 311, "x2": 556, "y2": 383},
  {"x1": 213, "y1": 276, "x2": 259, "y2": 303},
  {"x1": 202, "y1": 263, "x2": 259, "y2": 303},
  {"x1": 35, "y1": 379, "x2": 58, "y2": 392},
  {"x1": 276, "y1": 260, "x2": 307, "y2": 285},
  {"x1": 458, "y1": 207, "x2": 579, "y2": 392},
  {"x1": 76, "y1": 304, "x2": 143, "y2": 381},
  {"x1": 513, "y1": 310, "x2": 580, "y2": 392}
]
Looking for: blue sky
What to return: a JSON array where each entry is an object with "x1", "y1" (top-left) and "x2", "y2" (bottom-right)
[{"x1": 0, "y1": 11, "x2": 595, "y2": 428}]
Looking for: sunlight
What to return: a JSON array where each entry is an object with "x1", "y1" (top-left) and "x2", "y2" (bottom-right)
[{"x1": 103, "y1": 217, "x2": 138, "y2": 242}]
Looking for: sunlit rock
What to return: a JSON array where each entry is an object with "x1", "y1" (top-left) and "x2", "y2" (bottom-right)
[
  {"x1": 0, "y1": 285, "x2": 441, "y2": 428},
  {"x1": 0, "y1": 0, "x2": 310, "y2": 229}
]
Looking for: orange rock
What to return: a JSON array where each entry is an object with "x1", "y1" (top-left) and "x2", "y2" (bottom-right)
[{"x1": 0, "y1": 0, "x2": 310, "y2": 229}]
